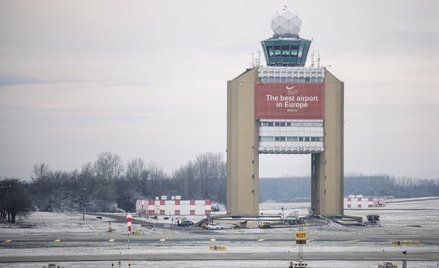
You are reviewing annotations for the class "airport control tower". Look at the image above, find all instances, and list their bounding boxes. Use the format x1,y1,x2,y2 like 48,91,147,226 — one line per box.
227,7,344,217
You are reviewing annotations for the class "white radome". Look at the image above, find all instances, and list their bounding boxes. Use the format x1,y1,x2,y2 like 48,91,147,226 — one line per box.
271,7,302,36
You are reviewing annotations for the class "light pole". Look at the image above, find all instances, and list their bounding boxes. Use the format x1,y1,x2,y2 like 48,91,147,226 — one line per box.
281,206,284,223
82,187,86,221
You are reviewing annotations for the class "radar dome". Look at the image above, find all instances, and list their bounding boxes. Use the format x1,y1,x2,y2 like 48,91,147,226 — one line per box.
271,6,302,36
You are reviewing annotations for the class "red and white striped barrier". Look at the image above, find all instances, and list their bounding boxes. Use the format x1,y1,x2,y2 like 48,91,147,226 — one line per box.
126,213,132,232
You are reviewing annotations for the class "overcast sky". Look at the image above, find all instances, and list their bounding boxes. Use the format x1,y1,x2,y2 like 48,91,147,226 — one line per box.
1,0,438,179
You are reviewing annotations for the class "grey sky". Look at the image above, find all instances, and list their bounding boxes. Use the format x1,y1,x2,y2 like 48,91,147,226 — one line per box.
0,0,438,179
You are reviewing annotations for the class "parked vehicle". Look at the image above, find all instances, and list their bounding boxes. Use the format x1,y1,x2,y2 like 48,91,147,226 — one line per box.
258,221,273,228
205,223,222,230
197,218,208,228
177,217,194,227
211,204,220,212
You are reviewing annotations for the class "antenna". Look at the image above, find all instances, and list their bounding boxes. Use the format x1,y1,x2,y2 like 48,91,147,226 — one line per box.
250,50,261,68
256,50,261,67
317,50,321,68
310,51,315,67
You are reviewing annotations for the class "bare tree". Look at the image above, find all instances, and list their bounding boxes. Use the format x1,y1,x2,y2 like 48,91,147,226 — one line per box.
94,152,124,180
32,163,50,180
126,158,146,180
0,178,32,223
80,162,95,178
172,152,226,203
173,161,196,199
148,162,168,197
78,161,115,212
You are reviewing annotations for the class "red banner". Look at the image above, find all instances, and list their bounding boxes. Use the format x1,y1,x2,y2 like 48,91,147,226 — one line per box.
255,82,325,119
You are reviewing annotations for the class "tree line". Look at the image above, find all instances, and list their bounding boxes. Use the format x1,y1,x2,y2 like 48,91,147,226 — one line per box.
0,152,226,222
260,174,439,202
1,152,438,223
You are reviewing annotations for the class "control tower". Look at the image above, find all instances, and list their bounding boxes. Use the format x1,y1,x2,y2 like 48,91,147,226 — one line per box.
227,7,344,217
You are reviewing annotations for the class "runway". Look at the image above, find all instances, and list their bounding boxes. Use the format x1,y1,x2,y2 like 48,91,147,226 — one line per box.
1,251,438,263
1,230,438,264
1,199,438,267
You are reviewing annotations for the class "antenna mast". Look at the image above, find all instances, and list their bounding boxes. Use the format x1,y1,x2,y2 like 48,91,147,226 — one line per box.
256,50,260,67
317,50,321,67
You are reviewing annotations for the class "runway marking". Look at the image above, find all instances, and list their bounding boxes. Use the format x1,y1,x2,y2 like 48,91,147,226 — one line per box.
4,240,12,243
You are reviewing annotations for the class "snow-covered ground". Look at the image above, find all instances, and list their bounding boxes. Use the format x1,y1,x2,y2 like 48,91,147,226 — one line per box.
0,212,119,234
1,198,439,267
3,260,439,268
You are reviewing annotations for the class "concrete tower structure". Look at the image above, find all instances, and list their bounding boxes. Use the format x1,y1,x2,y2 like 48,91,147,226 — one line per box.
227,7,344,217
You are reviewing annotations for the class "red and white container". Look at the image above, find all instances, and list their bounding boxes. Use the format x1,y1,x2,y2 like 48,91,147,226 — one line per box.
344,195,385,209
136,199,212,216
